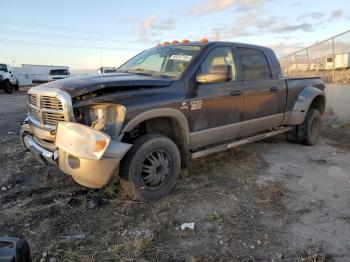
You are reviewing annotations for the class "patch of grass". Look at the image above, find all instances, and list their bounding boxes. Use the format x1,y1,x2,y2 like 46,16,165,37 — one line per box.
297,245,328,262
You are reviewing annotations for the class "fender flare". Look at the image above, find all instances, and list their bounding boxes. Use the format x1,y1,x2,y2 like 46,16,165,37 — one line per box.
285,86,325,125
121,108,190,146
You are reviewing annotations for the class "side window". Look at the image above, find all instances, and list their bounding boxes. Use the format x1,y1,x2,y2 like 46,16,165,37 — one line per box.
237,48,272,81
0,64,8,72
200,47,237,81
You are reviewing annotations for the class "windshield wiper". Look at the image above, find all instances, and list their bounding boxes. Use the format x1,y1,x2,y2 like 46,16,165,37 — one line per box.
118,68,173,79
126,68,157,74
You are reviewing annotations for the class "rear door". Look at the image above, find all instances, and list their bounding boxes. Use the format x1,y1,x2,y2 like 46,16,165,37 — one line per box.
189,46,243,148
237,47,287,135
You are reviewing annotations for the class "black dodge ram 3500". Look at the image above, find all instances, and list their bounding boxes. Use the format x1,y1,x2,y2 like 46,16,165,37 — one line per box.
21,41,326,201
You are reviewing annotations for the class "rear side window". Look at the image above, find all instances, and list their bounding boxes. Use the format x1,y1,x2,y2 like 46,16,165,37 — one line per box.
237,48,272,81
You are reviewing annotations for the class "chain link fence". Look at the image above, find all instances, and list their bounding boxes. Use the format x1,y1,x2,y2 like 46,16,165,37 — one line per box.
279,29,350,83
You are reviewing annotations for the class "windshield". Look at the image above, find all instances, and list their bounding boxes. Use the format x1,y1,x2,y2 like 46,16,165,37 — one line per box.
50,69,69,75
0,64,7,72
118,45,201,79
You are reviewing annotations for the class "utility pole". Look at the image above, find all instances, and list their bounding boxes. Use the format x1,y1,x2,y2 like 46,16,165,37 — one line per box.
215,29,220,41
332,37,335,82
100,40,103,68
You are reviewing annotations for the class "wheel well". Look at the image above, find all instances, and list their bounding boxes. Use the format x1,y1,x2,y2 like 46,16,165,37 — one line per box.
309,95,325,115
122,117,189,167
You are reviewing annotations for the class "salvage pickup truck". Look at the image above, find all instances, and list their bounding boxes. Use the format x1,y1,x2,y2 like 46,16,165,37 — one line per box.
21,40,326,201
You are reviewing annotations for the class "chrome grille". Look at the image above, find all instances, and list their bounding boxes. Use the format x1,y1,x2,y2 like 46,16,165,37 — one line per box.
41,96,63,110
28,105,41,122
43,112,65,125
27,94,66,126
28,94,38,107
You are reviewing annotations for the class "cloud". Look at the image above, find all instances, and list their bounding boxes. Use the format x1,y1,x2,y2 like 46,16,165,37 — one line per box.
329,9,345,21
273,23,313,33
141,15,158,30
268,42,305,57
209,11,315,40
188,0,264,16
297,12,324,21
139,16,175,42
289,1,300,7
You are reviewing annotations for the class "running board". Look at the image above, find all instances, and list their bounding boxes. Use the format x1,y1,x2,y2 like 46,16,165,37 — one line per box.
191,126,293,159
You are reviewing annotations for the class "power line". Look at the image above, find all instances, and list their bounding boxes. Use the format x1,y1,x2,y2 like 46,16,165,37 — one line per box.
0,18,206,42
0,18,130,36
0,38,142,51
0,29,143,44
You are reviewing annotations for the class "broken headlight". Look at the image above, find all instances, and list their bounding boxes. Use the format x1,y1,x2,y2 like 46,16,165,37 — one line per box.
78,104,126,139
55,122,111,160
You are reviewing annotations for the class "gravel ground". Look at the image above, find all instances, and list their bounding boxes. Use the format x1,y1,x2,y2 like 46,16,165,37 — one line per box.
0,88,349,262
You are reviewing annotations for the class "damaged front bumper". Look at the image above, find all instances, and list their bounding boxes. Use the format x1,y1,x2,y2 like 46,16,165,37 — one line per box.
20,118,132,188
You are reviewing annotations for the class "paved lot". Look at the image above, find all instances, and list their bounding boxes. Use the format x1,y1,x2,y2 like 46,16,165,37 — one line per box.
0,88,349,261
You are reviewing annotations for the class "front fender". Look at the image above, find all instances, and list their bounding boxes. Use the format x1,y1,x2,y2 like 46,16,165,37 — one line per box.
121,108,190,146
285,86,325,125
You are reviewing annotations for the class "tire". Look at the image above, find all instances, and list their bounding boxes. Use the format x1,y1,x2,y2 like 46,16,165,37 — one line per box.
14,81,19,91
4,81,14,94
119,134,181,201
285,126,299,143
298,109,321,146
285,109,321,146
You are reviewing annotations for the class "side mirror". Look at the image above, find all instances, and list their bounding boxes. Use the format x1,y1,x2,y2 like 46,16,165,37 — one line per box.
196,64,232,84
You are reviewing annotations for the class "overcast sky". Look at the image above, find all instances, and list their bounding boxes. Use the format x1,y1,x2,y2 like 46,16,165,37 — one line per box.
0,0,349,70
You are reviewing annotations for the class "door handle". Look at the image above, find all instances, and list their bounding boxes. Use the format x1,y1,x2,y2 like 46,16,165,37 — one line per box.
270,87,278,92
230,90,242,96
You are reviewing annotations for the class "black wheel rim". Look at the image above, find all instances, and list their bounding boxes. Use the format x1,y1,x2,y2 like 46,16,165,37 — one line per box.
140,150,171,189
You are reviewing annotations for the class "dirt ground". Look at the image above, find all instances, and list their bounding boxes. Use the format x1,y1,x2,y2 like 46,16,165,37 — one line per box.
0,89,349,262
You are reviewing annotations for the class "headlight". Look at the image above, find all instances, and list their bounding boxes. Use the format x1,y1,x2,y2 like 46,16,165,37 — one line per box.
55,122,111,160
78,104,126,139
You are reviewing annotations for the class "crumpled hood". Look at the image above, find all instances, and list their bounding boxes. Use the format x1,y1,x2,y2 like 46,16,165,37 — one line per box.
35,73,173,98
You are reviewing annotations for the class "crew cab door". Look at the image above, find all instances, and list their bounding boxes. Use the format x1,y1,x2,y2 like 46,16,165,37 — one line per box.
189,46,243,148
237,47,287,135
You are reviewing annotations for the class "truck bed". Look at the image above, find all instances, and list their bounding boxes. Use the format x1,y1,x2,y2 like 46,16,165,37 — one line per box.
285,77,325,112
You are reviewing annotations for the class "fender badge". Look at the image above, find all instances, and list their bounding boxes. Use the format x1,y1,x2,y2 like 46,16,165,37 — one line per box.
181,101,189,109
190,100,202,110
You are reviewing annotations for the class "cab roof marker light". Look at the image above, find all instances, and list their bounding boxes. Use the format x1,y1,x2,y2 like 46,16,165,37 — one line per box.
162,41,170,46
172,40,179,44
181,39,190,44
200,38,209,43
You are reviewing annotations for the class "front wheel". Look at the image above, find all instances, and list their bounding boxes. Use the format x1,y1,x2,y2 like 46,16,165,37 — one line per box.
14,81,20,91
119,134,181,201
4,81,14,94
